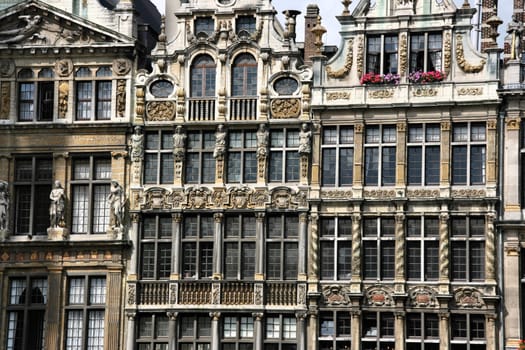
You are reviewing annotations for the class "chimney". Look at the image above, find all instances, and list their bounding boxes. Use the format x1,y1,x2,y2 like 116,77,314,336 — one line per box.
480,0,497,52
304,4,320,66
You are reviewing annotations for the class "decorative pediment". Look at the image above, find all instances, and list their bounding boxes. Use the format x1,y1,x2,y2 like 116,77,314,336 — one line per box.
322,285,351,306
0,2,133,47
454,287,485,309
407,286,438,308
364,285,394,307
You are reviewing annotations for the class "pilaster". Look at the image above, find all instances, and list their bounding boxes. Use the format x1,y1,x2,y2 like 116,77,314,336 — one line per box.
255,212,265,280
106,267,123,350
353,123,364,187
440,121,451,187
171,212,183,279
351,213,362,292
213,212,224,279
396,122,407,186
45,267,63,350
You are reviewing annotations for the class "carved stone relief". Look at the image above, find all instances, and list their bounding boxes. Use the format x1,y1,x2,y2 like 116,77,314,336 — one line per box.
58,81,68,118
113,59,131,76
456,34,486,73
322,285,350,306
117,80,126,118
326,91,351,101
146,101,176,121
0,59,15,77
399,34,407,74
408,286,438,307
140,188,171,210
270,98,301,118
454,287,485,308
326,38,354,79
368,89,394,99
0,82,10,119
365,285,394,307
56,59,73,77
457,87,483,96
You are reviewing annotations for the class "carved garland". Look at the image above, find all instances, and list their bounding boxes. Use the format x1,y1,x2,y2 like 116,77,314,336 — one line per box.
399,34,407,75
357,36,364,77
326,38,354,79
456,34,486,73
444,32,452,74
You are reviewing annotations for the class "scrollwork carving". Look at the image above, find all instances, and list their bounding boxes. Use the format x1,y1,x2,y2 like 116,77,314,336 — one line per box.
457,87,483,96
146,101,176,121
270,98,301,118
368,89,394,99
454,287,485,308
408,286,438,307
365,285,394,306
326,38,354,79
322,285,351,306
456,34,486,73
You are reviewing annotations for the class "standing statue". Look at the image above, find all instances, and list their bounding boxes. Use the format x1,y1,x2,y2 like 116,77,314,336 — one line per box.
213,124,227,159
130,126,144,162
257,124,269,158
108,181,125,229
173,125,187,161
298,123,312,154
508,14,524,60
0,180,8,233
49,180,65,228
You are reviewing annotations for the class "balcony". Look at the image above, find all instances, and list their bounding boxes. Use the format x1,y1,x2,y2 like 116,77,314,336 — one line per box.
188,97,216,121
229,97,257,120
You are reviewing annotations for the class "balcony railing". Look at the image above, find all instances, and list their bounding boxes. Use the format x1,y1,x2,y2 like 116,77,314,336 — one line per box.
137,281,170,305
229,97,257,120
188,97,215,121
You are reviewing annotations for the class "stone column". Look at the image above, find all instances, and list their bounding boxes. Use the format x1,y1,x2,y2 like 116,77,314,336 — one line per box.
351,311,361,350
309,213,319,279
253,312,264,350
351,213,361,293
106,268,123,350
353,123,364,187
396,122,407,186
210,312,221,350
486,119,497,188
308,308,319,350
167,311,178,350
485,211,496,284
440,121,451,187
438,312,449,350
298,213,308,279
394,213,405,293
394,312,405,350
296,311,307,350
438,212,450,294
213,213,223,279
45,267,63,350
486,314,496,350
125,312,136,350
255,212,265,280
171,212,182,279
128,213,140,278
504,242,521,348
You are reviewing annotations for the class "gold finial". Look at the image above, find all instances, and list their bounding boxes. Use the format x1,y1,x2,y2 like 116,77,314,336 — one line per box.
311,15,327,55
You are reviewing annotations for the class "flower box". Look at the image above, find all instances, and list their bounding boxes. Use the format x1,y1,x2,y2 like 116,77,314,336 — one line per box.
360,72,400,85
408,70,446,84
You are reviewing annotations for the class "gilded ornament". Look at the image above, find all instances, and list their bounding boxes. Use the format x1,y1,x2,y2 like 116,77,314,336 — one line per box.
368,89,394,99
412,87,438,97
270,98,301,118
444,32,452,74
356,36,364,77
399,34,407,75
457,87,483,95
58,81,68,118
326,38,354,79
326,91,351,101
456,34,486,73
506,118,520,130
146,101,176,121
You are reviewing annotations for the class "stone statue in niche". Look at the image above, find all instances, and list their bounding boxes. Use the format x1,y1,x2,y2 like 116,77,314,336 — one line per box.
298,123,312,154
214,124,227,159
0,180,8,235
256,124,269,158
130,126,144,162
108,180,125,230
49,180,66,228
173,125,187,161
507,14,524,60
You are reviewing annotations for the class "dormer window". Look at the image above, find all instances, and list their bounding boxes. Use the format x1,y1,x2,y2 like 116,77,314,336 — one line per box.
236,16,256,35
410,33,442,73
366,35,398,74
195,17,215,37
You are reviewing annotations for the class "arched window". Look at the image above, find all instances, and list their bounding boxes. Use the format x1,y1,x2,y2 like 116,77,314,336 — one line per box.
231,54,257,96
191,55,216,97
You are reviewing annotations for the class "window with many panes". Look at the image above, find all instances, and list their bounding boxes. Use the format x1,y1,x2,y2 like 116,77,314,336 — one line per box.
75,67,112,120
144,130,174,184
407,124,440,185
14,156,52,235
136,314,169,350
452,122,486,185
321,126,354,186
65,276,106,350
319,217,352,280
451,216,485,281
224,215,256,279
191,55,216,97
71,156,111,234
182,214,214,279
364,125,396,186
406,217,439,281
521,122,525,207
450,314,486,350
361,312,395,350
406,313,439,350
266,215,299,280
6,277,47,350
232,54,257,96
194,17,215,36
410,33,442,73
265,315,297,350
227,130,257,183
236,16,256,35
269,128,300,182
362,217,395,280
141,215,172,279
17,68,54,122
185,131,216,184
222,315,254,350
366,35,398,74
319,311,351,350
178,314,212,350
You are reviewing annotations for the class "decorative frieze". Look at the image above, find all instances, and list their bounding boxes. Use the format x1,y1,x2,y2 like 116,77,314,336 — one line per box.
406,189,439,198
146,101,176,121
270,98,301,118
326,91,351,101
368,89,394,99
457,87,483,96
412,87,438,97
450,189,486,198
363,189,396,199
320,190,353,199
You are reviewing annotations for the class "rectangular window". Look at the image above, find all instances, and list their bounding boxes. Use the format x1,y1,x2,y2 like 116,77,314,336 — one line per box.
451,314,486,350
452,123,486,185
319,311,351,350
182,215,214,279
366,35,398,74
224,215,256,279
266,215,299,280
221,315,254,350
362,217,395,280
362,312,395,350
186,131,215,184
406,217,439,280
71,156,111,234
65,276,106,350
140,215,172,279
14,156,52,235
406,313,439,350
322,126,354,186
364,125,396,186
410,32,443,73
136,314,169,350
407,124,440,185
75,67,112,121
144,130,174,184
319,217,352,280
194,17,215,36
451,216,486,281
269,129,300,182
178,314,211,350
6,277,47,350
227,130,257,183
265,315,296,349
18,77,55,122
236,16,256,34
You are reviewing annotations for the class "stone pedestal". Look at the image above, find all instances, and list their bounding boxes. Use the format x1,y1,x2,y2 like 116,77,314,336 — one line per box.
47,227,69,240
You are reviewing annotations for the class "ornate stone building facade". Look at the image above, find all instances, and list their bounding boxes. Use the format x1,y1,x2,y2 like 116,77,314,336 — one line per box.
0,0,159,349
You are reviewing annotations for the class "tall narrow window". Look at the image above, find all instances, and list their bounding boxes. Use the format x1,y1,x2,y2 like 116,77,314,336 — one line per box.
144,130,174,184
361,312,395,350
17,68,55,122
319,217,352,280
178,314,212,350
14,156,52,235
269,128,300,182
140,215,172,279
222,315,254,350
65,276,106,350
185,130,215,184
224,215,256,279
232,54,257,96
191,55,216,97
406,313,439,350
182,215,214,279
364,125,396,186
410,33,443,72
451,216,485,281
407,124,440,185
136,314,169,350
266,215,299,280
450,314,486,350
406,217,439,281
366,35,398,74
194,17,215,37
227,130,257,183
264,315,297,350
362,217,395,280
319,311,351,350
75,67,112,121
322,126,354,186
71,156,111,234
452,122,486,185
6,277,47,350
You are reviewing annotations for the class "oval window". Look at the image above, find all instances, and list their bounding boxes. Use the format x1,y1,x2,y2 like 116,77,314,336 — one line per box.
150,80,174,98
274,77,299,95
